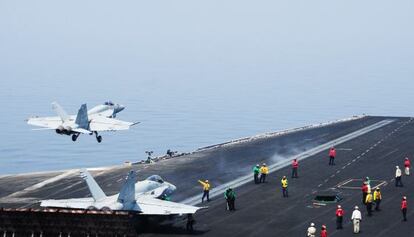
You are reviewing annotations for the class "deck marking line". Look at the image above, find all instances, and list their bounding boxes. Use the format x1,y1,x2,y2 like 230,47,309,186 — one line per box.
1,169,79,200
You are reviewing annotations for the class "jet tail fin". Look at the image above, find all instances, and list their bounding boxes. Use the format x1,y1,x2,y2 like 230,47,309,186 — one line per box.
117,170,137,205
52,102,69,122
80,169,107,201
75,104,89,129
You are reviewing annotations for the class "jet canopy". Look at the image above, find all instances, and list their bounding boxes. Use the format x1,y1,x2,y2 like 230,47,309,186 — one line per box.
146,175,164,184
104,101,114,106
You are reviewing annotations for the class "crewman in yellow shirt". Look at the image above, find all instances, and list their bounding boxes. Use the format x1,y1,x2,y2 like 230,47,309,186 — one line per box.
365,191,373,216
260,163,269,183
373,187,382,211
281,176,288,197
198,179,211,202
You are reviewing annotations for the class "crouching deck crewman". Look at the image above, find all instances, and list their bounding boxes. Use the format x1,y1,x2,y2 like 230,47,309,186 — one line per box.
253,164,260,184
224,188,236,211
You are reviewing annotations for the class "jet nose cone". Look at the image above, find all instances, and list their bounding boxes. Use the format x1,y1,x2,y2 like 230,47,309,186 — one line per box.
114,104,125,113
166,183,177,195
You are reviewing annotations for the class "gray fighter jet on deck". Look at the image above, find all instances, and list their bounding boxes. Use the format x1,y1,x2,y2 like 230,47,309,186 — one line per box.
40,170,202,215
27,102,138,143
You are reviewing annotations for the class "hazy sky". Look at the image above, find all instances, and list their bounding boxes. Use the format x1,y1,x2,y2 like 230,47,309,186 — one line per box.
1,0,413,84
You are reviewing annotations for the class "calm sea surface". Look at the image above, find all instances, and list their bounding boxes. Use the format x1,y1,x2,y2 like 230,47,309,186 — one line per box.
1,77,413,174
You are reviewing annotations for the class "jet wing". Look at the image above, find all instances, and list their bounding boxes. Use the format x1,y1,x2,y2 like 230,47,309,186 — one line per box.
72,128,93,134
89,116,137,132
89,109,114,118
28,116,90,134
40,197,94,209
27,116,64,129
136,196,203,215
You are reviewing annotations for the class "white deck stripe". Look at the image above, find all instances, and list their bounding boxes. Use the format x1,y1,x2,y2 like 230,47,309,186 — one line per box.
182,119,395,205
1,170,79,200
0,167,112,201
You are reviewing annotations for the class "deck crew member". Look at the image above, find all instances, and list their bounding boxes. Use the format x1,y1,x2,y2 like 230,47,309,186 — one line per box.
401,196,408,221
307,223,316,237
395,166,403,187
224,188,236,211
253,164,260,184
281,176,288,197
320,225,327,237
335,205,344,229
291,158,299,178
365,191,373,216
365,177,371,193
361,182,368,204
328,147,336,165
404,157,411,176
259,163,269,183
198,179,211,202
373,187,382,211
186,214,195,232
351,206,362,234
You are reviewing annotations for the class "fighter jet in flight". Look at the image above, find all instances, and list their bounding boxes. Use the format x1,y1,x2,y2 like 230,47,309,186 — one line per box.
40,170,202,215
27,102,138,143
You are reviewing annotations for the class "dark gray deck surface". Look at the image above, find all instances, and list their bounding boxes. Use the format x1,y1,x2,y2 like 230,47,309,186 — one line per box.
1,116,413,236
143,116,414,237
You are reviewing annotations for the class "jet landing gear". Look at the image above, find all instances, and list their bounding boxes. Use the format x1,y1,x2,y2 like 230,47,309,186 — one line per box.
72,134,80,142
94,131,102,143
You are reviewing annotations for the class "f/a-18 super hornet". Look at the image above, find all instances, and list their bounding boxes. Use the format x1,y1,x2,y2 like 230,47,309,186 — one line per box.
40,170,202,215
27,102,138,143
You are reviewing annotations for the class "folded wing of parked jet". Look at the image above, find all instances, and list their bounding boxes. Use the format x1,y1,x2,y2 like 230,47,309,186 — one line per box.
135,196,201,215
80,169,107,201
40,197,95,210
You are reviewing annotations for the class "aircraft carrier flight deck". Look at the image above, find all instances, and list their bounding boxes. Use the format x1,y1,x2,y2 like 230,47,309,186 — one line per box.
1,116,413,236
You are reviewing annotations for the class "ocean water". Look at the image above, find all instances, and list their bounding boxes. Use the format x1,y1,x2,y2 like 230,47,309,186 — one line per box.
1,77,413,174
1,1,413,174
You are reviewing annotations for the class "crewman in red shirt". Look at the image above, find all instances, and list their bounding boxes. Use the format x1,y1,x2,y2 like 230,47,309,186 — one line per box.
361,182,368,204
404,157,411,176
291,158,299,178
335,205,344,229
401,196,408,221
320,225,328,237
328,147,336,165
